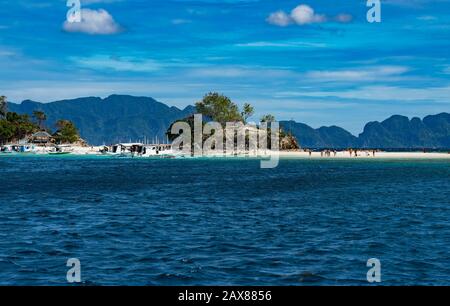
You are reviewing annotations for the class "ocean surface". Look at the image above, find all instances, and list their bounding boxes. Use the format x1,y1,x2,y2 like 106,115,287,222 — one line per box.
0,155,449,285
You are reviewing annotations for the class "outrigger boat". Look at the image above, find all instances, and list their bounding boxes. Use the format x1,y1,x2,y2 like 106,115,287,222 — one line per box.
18,144,37,154
48,145,73,155
101,143,174,158
0,144,37,154
101,143,138,157
0,145,16,154
133,144,173,157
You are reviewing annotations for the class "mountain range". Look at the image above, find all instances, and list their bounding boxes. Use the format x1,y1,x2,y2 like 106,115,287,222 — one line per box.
280,113,450,149
8,95,195,145
7,95,449,148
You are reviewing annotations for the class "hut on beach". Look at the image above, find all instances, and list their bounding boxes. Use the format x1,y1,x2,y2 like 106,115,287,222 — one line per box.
29,131,54,145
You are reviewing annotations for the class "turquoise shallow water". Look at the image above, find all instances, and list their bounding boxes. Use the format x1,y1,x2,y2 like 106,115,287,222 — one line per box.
0,156,449,285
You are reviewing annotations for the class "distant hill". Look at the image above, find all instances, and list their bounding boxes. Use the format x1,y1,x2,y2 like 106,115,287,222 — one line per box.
281,113,450,149
358,113,450,148
280,121,359,148
7,95,449,148
8,95,195,145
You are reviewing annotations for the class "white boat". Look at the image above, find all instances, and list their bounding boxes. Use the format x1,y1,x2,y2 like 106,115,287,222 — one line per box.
0,144,37,154
102,143,174,158
137,144,174,157
18,144,37,154
0,145,16,154
102,143,139,157
48,145,73,155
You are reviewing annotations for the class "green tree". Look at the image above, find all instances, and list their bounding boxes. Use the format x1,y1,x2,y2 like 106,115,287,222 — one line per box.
0,96,7,119
5,112,37,141
54,120,80,144
241,103,254,123
0,120,15,145
32,110,47,130
260,114,276,123
195,92,243,124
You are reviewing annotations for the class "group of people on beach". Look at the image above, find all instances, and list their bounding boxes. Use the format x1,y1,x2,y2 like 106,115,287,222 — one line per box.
303,148,379,157
320,150,337,157
348,149,377,157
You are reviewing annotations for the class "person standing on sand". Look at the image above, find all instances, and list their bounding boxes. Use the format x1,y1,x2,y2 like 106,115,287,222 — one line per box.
309,150,312,157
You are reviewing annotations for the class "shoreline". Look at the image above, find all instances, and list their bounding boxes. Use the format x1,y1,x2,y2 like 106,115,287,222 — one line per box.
1,150,449,160
276,151,450,159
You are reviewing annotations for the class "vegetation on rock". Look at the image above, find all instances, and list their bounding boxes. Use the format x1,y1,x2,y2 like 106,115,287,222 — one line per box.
168,92,300,151
0,95,81,145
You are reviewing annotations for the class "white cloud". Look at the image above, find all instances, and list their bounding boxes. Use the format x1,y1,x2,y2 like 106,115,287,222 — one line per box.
71,55,161,72
306,66,410,82
82,0,124,4
0,80,190,104
0,49,16,57
266,11,291,27
63,9,122,35
188,66,294,78
417,15,437,21
235,41,327,48
267,4,352,27
285,85,450,103
291,5,326,25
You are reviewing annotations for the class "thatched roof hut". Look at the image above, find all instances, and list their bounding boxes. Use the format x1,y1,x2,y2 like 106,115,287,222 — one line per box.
30,131,53,144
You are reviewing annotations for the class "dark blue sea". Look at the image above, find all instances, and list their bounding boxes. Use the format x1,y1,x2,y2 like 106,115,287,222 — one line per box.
0,156,449,285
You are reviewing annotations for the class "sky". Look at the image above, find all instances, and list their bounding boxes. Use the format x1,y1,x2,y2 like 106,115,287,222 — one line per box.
0,0,449,134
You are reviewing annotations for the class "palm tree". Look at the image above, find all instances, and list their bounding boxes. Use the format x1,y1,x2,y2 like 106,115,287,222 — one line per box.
241,103,255,123
0,96,7,119
260,114,276,123
32,110,47,130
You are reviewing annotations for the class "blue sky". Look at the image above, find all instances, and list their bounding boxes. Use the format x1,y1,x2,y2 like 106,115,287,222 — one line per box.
0,0,449,133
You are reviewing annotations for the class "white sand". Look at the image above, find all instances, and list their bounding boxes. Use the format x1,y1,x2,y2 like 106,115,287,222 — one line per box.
19,146,450,159
198,150,450,160
276,150,450,159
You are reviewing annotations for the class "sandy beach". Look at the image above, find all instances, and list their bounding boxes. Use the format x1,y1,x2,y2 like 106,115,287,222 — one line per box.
276,150,450,159
3,145,450,160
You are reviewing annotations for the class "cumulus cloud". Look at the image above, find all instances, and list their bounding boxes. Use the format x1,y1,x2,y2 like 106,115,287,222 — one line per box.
63,9,122,35
267,4,351,27
291,5,326,25
266,11,291,27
